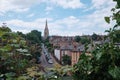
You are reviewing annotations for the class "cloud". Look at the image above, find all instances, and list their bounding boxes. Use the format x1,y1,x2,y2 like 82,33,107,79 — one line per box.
86,0,115,28
1,13,111,36
91,0,108,9
45,6,53,15
91,0,116,9
0,0,84,15
0,0,44,14
0,17,82,36
0,0,116,36
45,6,53,11
0,0,28,13
1,18,52,34
27,13,35,18
84,0,116,12
50,0,84,9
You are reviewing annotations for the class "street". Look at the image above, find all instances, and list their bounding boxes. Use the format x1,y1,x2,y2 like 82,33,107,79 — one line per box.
40,50,54,68
40,43,55,68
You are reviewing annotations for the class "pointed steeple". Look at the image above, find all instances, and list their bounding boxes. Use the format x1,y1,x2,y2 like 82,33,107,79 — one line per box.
44,19,49,39
45,20,48,29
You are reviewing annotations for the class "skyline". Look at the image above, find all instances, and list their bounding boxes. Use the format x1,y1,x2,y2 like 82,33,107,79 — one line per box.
0,0,116,36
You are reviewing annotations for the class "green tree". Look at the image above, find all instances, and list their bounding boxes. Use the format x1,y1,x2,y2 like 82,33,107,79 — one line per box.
0,26,32,78
17,31,26,38
75,36,81,42
91,33,102,41
31,30,42,41
80,37,90,44
62,54,71,65
92,33,98,41
26,30,42,44
73,0,120,80
0,26,11,32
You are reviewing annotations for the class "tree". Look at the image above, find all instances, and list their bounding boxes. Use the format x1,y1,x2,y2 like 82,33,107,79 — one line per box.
62,54,71,65
92,33,98,41
26,30,42,44
75,36,90,44
0,28,31,76
75,36,81,42
17,31,26,38
73,0,120,80
80,37,90,44
0,26,11,32
91,33,102,41
31,30,42,41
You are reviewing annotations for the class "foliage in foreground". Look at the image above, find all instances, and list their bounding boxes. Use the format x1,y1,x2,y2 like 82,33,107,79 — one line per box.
73,0,120,80
0,27,43,79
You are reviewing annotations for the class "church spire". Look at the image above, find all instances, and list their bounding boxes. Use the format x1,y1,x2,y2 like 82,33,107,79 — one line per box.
44,19,49,39
45,19,48,29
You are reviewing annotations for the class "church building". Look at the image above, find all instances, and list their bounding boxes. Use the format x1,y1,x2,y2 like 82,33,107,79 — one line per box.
44,20,49,40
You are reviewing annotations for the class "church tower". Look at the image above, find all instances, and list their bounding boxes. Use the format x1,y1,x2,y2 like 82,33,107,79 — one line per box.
44,20,49,40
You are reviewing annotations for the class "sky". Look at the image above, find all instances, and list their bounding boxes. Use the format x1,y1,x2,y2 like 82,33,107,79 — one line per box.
0,0,116,36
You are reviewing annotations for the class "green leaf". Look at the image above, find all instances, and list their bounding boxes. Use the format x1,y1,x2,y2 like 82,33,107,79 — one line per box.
105,17,110,24
109,67,120,79
96,52,102,60
105,30,110,33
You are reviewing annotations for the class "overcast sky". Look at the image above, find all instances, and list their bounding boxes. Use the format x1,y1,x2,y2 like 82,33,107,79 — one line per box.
0,0,116,36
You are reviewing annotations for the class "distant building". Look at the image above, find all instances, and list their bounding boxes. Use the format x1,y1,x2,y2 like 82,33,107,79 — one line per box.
44,20,49,40
50,35,105,66
52,36,94,66
54,45,81,66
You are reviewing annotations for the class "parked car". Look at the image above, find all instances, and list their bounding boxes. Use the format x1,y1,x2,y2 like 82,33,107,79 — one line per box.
45,54,51,61
48,59,53,64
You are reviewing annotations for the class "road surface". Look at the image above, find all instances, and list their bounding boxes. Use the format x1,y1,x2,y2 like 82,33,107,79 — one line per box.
40,50,54,68
40,43,55,68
